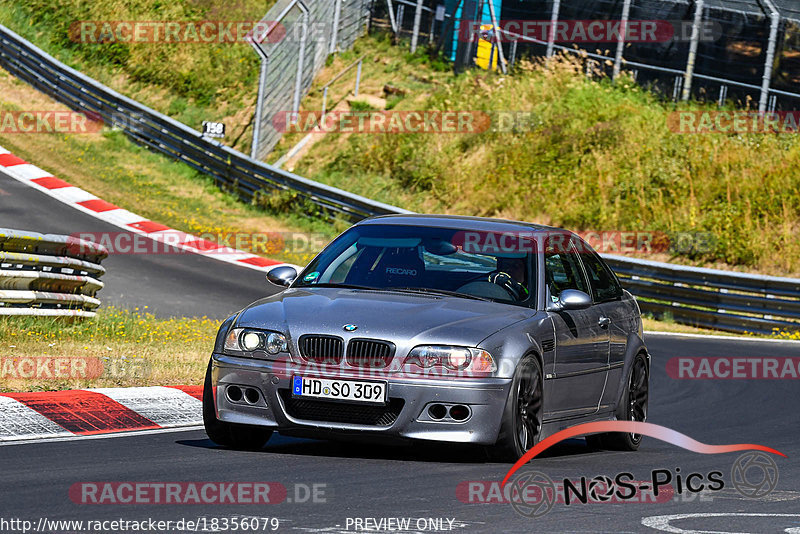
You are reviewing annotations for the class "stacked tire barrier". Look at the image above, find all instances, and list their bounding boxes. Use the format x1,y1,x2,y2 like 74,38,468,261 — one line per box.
605,255,800,335
0,229,106,317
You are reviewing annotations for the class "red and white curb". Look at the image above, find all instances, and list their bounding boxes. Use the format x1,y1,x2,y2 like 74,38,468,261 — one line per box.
0,385,202,442
0,144,299,273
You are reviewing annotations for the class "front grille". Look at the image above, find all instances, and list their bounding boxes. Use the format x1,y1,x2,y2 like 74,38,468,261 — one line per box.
346,339,395,368
279,390,404,426
298,335,343,364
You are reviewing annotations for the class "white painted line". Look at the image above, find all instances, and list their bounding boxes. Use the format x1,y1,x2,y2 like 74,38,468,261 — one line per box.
0,396,72,442
87,386,201,428
0,425,205,447
644,330,800,345
642,513,800,533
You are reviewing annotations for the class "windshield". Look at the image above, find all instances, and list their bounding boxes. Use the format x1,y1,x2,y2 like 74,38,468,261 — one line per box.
294,224,535,305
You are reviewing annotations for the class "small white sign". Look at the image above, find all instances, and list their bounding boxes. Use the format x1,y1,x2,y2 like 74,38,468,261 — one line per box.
435,5,446,21
202,121,225,138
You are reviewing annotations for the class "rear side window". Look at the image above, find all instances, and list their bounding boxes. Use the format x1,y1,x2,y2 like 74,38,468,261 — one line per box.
544,238,589,299
580,252,623,302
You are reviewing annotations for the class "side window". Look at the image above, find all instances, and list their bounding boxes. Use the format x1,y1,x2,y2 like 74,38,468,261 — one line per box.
544,237,589,300
580,252,623,302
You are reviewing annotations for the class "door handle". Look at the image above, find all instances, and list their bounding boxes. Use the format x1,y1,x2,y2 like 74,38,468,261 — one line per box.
598,316,611,328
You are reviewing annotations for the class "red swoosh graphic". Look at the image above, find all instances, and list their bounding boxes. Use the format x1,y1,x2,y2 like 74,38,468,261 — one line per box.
501,421,785,487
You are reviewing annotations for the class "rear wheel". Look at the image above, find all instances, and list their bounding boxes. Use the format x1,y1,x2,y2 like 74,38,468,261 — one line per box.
587,353,648,451
203,360,273,450
493,356,544,462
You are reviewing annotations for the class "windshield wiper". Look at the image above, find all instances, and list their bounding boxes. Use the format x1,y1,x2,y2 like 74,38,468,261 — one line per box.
385,286,491,302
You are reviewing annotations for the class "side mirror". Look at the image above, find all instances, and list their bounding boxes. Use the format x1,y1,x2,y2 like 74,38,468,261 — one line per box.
266,266,298,288
548,289,592,311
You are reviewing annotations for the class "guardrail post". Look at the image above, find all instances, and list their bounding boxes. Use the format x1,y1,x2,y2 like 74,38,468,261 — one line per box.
759,0,780,113
613,0,632,80
355,59,363,97
682,0,704,101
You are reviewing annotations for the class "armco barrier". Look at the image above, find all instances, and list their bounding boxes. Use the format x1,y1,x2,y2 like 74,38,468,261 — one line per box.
604,255,800,335
0,228,106,317
0,24,410,223
1,24,798,335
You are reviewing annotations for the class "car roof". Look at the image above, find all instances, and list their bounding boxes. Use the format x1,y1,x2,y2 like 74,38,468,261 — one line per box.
357,214,564,235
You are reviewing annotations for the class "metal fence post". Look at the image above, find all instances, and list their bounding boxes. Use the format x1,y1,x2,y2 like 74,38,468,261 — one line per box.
330,0,343,53
613,0,632,80
682,0,704,101
759,0,780,113
486,0,507,73
249,41,269,160
293,5,310,114
386,0,399,34
547,0,561,58
411,0,425,52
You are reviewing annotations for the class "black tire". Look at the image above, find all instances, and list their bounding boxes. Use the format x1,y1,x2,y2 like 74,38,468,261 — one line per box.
203,360,273,450
588,353,649,451
492,356,544,462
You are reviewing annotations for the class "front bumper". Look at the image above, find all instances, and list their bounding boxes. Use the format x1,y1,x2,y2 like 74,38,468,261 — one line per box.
210,354,511,446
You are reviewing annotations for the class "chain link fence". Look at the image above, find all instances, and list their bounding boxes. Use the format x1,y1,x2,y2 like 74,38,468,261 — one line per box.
371,0,800,111
249,0,372,161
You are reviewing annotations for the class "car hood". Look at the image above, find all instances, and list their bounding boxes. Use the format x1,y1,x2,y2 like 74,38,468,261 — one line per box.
235,287,536,347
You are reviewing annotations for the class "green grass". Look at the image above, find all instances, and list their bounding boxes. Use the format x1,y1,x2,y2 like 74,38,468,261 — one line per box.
0,68,339,267
0,0,276,154
0,307,218,391
285,44,800,276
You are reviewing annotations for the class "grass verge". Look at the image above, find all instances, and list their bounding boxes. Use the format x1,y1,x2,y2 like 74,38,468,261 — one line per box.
0,307,216,392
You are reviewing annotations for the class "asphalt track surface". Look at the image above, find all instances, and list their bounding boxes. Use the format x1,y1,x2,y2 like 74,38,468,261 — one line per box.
2,169,800,533
0,169,281,319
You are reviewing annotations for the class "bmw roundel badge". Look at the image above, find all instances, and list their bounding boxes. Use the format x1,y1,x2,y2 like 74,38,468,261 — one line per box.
343,324,358,332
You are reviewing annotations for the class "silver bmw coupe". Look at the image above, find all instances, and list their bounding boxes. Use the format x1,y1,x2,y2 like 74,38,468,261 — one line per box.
204,215,649,460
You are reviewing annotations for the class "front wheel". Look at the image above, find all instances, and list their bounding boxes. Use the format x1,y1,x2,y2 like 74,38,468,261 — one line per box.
492,356,544,462
587,353,649,451
203,360,273,450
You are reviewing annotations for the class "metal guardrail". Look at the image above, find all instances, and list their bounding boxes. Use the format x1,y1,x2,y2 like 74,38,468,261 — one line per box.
1,24,798,335
603,255,800,335
0,229,107,317
0,24,410,224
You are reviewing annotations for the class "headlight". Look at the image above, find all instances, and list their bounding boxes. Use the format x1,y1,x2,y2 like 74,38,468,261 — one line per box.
223,328,288,356
404,346,497,373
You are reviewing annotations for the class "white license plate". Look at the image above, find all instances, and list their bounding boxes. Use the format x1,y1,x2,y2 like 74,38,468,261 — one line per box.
292,376,387,405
